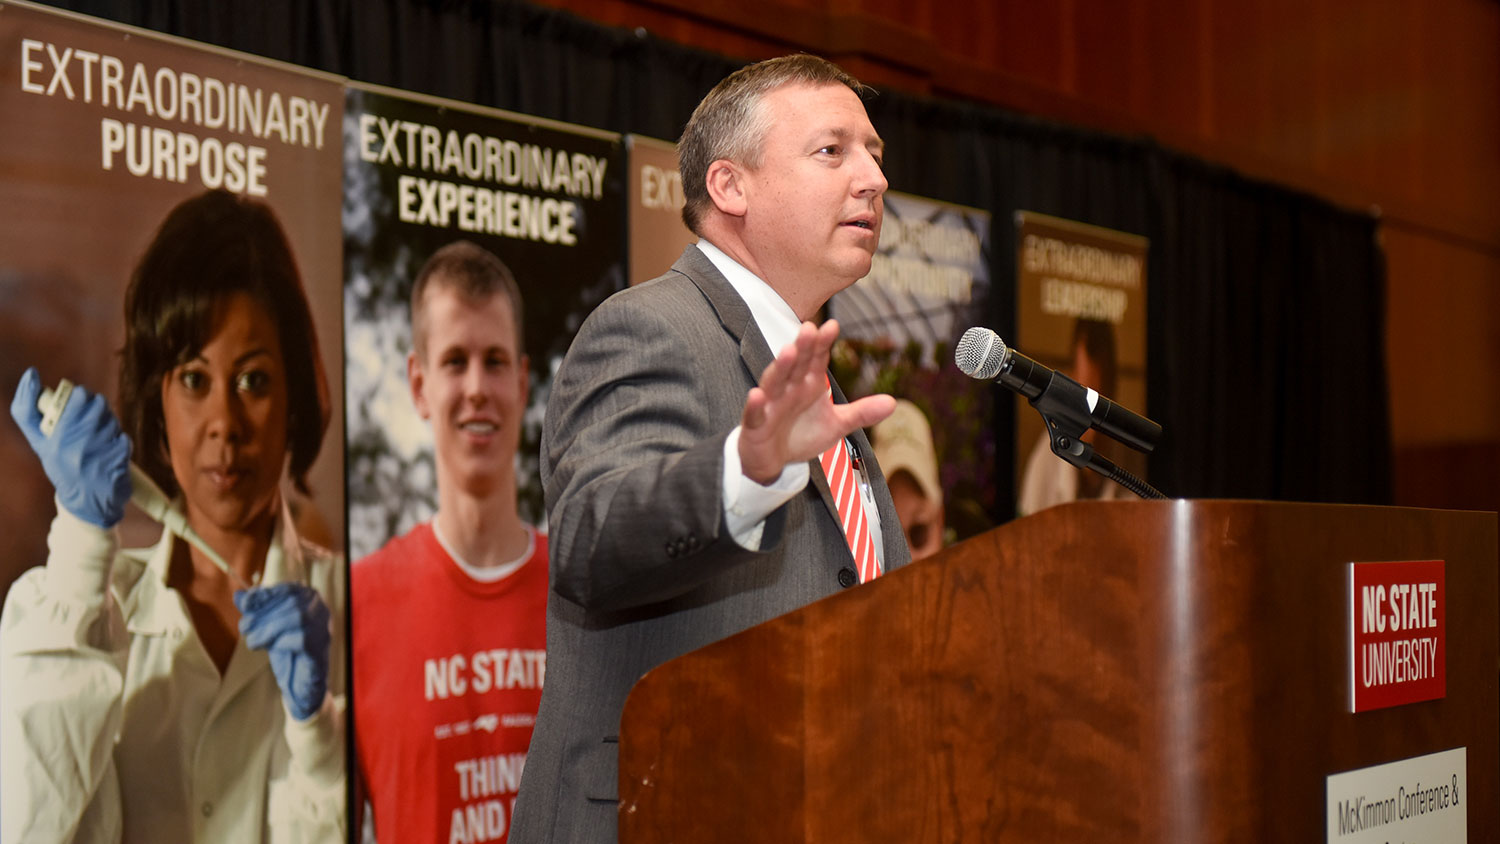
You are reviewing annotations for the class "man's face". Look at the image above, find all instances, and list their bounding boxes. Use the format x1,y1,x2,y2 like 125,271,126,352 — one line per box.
409,282,529,499
740,82,888,304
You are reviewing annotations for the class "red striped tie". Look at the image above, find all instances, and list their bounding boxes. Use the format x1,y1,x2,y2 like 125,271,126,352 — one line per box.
820,438,882,583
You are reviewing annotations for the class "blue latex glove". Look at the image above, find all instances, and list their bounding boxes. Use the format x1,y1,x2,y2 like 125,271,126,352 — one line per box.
235,582,332,722
10,368,133,528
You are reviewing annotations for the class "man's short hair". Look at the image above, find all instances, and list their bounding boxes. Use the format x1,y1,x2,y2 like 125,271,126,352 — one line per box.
677,54,870,234
410,240,525,358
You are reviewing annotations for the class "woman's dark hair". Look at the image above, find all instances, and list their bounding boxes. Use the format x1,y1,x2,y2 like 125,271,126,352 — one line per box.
118,189,329,497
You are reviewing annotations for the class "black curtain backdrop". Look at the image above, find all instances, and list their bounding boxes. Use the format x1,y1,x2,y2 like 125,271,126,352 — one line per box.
42,0,1393,514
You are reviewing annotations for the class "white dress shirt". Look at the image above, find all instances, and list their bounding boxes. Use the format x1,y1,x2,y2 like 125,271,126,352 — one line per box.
697,240,885,566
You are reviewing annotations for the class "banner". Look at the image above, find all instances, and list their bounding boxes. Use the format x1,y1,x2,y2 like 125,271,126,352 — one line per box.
342,79,624,844
1014,211,1148,516
625,133,694,285
343,82,624,557
829,190,994,556
0,1,346,591
0,3,347,839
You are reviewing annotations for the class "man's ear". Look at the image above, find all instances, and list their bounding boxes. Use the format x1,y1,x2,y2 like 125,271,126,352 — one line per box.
705,158,748,218
408,352,431,420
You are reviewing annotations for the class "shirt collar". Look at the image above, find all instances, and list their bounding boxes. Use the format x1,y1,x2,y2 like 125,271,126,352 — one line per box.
696,240,803,353
433,520,536,583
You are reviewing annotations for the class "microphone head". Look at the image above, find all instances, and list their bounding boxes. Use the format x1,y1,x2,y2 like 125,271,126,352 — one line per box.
955,327,1008,380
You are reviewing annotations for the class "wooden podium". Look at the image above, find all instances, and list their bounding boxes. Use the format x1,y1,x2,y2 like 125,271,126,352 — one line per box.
617,500,1497,842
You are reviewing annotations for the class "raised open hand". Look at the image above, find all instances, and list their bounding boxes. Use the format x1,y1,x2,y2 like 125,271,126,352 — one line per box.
738,320,895,484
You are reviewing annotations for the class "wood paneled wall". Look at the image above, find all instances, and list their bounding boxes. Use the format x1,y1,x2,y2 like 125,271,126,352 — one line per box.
538,0,1500,510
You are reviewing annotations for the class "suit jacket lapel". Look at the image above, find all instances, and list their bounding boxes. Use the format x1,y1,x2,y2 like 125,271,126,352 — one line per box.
671,246,776,382
674,247,842,532
672,245,909,570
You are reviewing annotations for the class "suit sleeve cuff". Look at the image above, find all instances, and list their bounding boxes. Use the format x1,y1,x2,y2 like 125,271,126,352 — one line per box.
722,426,808,550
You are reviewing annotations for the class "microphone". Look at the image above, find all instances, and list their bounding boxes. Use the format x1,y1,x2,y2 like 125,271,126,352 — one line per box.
955,326,1161,453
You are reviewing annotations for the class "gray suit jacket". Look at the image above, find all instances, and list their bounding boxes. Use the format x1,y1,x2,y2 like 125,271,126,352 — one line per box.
509,246,911,843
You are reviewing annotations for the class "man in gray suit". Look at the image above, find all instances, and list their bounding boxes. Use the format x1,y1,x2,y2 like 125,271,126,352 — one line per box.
510,54,912,842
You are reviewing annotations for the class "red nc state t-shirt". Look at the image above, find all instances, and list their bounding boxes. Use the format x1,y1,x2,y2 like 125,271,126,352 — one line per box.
353,522,549,844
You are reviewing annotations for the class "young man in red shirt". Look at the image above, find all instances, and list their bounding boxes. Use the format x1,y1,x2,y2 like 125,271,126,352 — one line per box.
353,241,547,844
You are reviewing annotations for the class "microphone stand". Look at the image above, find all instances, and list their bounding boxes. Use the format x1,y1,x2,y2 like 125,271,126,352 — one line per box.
1026,371,1167,501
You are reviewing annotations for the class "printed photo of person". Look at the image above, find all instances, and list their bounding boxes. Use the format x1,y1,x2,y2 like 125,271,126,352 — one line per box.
1017,317,1125,515
352,241,547,844
2,190,346,843
872,398,947,560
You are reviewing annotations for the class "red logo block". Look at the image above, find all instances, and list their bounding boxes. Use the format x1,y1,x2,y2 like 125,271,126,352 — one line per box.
1348,560,1446,713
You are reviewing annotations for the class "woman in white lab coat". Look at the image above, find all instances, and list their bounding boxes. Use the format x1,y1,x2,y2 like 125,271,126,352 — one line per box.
1,189,346,843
